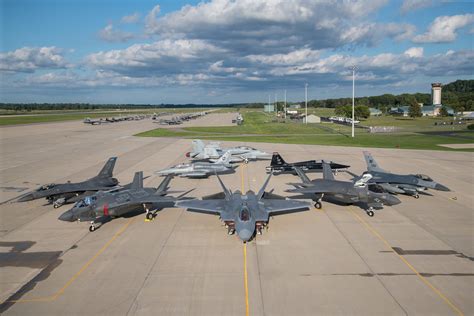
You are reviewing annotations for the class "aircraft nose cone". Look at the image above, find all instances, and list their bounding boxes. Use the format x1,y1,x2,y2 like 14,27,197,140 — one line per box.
17,193,34,202
58,210,75,222
386,194,401,206
237,228,253,242
434,183,450,191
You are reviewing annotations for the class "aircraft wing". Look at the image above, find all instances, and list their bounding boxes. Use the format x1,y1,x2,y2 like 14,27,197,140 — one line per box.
285,186,333,194
259,199,310,218
176,199,226,216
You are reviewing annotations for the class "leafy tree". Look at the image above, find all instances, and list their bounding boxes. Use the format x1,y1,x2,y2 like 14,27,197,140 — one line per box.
354,105,370,119
408,101,422,118
335,105,351,117
439,106,449,117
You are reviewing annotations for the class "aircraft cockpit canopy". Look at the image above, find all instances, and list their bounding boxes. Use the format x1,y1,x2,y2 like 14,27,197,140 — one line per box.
75,196,97,208
38,183,55,191
415,174,433,181
239,207,250,222
368,183,386,193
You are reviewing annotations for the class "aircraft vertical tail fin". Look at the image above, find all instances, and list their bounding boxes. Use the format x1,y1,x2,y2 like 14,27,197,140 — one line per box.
271,152,286,166
257,173,272,200
322,161,335,180
192,139,205,154
156,174,173,193
130,171,144,190
215,151,231,165
363,151,385,172
98,157,117,178
215,173,232,198
293,167,311,184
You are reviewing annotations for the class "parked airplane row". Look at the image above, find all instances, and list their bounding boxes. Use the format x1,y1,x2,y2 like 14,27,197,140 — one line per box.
16,145,450,242
154,111,209,125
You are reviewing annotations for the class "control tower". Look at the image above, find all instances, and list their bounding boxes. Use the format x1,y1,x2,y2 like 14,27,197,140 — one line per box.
431,83,442,105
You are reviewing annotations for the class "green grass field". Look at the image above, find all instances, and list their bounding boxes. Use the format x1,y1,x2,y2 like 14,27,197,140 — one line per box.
137,110,474,151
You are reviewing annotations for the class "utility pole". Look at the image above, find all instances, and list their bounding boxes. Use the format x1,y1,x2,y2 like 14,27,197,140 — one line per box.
305,83,308,124
284,89,287,119
274,92,277,112
350,65,357,138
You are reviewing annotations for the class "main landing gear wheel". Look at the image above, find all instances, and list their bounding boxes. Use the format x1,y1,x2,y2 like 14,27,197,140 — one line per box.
414,194,420,199
366,210,375,217
314,201,322,209
53,203,60,209
89,225,96,232
146,212,154,220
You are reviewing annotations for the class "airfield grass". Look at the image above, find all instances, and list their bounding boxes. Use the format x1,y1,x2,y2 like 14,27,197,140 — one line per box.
137,110,474,151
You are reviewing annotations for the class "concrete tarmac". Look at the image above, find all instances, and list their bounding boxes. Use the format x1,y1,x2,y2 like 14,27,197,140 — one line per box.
0,114,472,315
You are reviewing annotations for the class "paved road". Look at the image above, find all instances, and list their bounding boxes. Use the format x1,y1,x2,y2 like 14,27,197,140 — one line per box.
0,115,472,315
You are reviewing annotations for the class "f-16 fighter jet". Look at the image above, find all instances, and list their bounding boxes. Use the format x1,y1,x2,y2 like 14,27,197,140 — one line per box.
286,163,401,217
58,172,185,232
157,151,237,178
266,152,350,175
363,151,450,198
186,139,271,163
177,173,310,242
17,157,119,208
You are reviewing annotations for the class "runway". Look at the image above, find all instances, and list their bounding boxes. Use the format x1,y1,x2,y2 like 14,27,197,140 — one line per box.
0,113,472,315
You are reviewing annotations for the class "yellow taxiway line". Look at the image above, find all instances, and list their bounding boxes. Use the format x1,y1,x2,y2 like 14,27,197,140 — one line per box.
8,218,135,303
348,208,464,316
240,162,250,316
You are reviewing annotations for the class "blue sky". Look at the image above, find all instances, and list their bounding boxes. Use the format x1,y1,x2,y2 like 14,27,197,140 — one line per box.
1,0,472,104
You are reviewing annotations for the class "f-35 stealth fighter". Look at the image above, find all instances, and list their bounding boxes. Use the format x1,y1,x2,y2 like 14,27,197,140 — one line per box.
157,151,237,178
59,172,184,232
286,163,401,216
362,151,450,198
17,157,119,208
177,173,310,242
266,152,350,175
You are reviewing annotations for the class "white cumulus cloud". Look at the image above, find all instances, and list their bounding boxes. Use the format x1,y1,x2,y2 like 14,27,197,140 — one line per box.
413,14,474,43
0,46,69,73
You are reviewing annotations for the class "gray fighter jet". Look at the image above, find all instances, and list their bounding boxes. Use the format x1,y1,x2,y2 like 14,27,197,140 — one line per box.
186,139,271,163
58,172,186,232
286,163,401,216
157,151,237,178
177,173,310,242
363,151,450,198
17,157,119,208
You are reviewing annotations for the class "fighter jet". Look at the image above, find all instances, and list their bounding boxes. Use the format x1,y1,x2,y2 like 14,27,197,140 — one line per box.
186,139,271,163
83,118,106,125
177,173,310,242
266,152,350,175
58,172,186,232
285,163,401,217
17,157,119,208
157,151,237,178
362,151,450,198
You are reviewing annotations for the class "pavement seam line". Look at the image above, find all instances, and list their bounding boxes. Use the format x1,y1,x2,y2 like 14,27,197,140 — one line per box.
323,208,408,315
7,218,135,303
348,208,464,316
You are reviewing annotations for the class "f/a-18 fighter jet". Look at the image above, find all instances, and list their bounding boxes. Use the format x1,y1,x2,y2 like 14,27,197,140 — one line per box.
266,152,350,175
285,163,401,217
59,172,187,232
177,173,310,242
157,151,237,178
362,151,450,198
186,139,271,163
17,157,119,208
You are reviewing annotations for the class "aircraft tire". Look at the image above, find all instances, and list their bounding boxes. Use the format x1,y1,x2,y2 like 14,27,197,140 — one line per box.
414,194,419,199
367,210,375,217
89,225,96,232
314,201,322,209
146,212,154,220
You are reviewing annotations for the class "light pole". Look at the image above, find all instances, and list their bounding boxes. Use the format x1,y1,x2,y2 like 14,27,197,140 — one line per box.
350,65,357,138
305,83,308,124
284,89,287,119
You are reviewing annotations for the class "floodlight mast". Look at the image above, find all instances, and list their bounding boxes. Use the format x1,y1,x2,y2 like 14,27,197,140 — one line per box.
305,83,308,124
350,65,357,138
